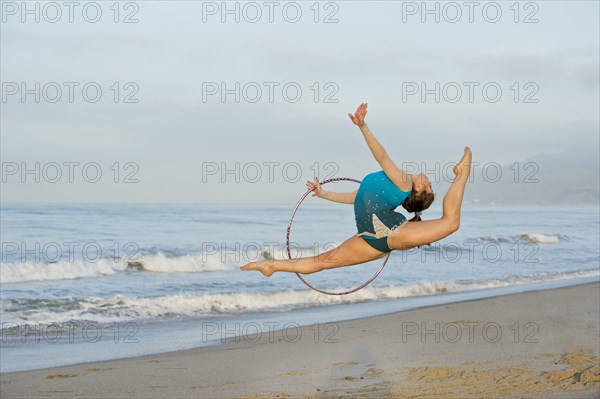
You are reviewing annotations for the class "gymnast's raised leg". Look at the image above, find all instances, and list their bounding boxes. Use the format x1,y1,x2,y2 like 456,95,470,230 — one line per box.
387,146,472,250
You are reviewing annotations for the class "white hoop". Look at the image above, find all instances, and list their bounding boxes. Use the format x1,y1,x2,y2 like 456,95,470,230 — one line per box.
285,177,391,295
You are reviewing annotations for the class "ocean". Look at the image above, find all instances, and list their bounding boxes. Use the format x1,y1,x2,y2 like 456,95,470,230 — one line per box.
1,202,599,372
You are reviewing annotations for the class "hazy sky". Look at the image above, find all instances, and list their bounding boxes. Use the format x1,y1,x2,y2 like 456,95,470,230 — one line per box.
1,0,598,203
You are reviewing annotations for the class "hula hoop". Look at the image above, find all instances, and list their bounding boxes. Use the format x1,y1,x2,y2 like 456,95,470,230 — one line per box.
285,177,391,296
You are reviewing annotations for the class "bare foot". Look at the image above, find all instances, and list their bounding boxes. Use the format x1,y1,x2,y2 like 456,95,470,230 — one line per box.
453,146,472,177
240,261,275,277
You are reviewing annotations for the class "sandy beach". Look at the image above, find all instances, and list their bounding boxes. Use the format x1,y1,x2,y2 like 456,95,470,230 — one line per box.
2,281,599,399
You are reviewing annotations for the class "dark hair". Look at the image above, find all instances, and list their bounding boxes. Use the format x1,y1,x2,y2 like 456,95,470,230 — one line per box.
402,190,435,222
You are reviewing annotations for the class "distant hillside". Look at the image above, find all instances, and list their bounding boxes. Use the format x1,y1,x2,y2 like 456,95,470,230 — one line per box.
464,148,599,204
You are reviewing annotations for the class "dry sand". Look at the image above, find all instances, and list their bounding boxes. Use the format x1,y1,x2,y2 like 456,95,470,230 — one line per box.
1,282,599,399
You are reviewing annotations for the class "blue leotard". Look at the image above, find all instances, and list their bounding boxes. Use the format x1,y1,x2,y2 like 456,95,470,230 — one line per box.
354,170,412,253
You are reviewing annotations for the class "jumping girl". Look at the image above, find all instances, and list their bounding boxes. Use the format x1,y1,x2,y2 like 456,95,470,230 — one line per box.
241,103,472,277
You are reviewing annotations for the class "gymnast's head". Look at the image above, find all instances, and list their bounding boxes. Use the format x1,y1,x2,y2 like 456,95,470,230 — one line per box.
402,173,434,221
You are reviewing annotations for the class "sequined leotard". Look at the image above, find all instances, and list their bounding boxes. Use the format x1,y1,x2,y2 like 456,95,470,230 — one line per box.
354,170,412,253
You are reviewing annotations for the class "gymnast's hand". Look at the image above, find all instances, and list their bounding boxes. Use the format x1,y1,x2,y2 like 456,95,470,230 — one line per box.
348,102,368,127
306,177,324,198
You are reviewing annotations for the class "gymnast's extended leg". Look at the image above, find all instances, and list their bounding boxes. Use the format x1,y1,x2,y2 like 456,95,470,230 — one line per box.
387,146,472,250
240,235,388,277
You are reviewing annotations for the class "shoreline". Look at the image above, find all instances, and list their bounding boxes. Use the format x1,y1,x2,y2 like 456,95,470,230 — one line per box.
1,275,597,374
2,280,599,398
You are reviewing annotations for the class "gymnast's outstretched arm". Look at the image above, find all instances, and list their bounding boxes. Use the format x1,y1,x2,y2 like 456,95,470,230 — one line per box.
348,103,412,192
305,177,357,204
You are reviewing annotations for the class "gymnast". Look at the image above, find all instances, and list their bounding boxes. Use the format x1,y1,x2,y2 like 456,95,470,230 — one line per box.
241,103,472,277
